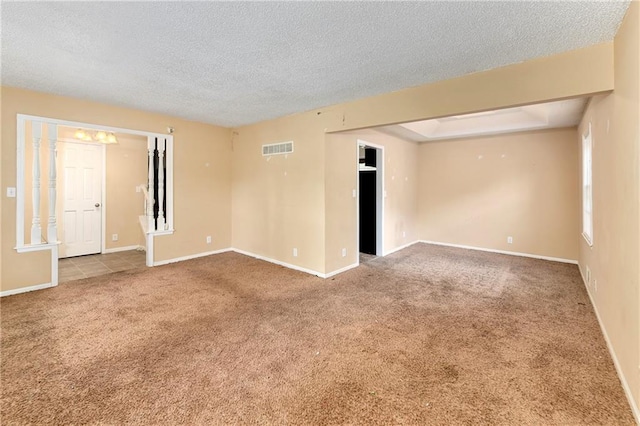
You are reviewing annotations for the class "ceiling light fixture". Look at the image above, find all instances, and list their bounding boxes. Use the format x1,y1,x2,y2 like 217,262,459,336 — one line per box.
74,128,118,144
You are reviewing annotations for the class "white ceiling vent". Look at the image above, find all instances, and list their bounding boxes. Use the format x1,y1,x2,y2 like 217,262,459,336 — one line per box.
262,141,294,156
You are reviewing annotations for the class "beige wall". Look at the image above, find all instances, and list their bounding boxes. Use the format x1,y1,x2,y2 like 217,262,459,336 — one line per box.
418,128,580,260
578,1,639,414
325,132,357,273
231,113,327,273
1,87,232,292
325,129,418,273
232,42,612,275
104,134,147,251
3,40,617,287
324,43,613,132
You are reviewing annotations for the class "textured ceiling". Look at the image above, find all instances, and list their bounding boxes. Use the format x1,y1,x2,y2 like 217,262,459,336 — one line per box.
1,1,630,127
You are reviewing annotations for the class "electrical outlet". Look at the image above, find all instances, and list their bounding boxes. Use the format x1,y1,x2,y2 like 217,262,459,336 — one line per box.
507,236,513,244
594,279,597,292
352,189,357,198
6,187,16,197
293,248,298,257
112,234,118,241
586,267,591,285
206,236,212,244
402,231,406,238
342,248,347,257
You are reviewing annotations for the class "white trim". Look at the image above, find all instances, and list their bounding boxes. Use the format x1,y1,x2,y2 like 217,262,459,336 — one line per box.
149,229,175,236
578,267,640,424
146,234,154,267
154,248,232,266
51,245,59,287
0,282,54,298
376,144,384,256
324,262,359,278
16,116,26,248
384,240,420,256
582,123,594,246
103,245,144,254
419,240,578,264
15,242,60,253
147,136,155,233
16,114,170,139
231,248,325,277
101,144,107,253
165,136,174,232
355,142,361,268
356,139,385,257
157,247,357,279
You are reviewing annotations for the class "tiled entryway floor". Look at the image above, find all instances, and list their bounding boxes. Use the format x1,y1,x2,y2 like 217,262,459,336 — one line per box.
59,250,146,283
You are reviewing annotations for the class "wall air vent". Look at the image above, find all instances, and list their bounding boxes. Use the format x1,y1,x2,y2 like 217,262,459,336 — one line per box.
262,141,294,156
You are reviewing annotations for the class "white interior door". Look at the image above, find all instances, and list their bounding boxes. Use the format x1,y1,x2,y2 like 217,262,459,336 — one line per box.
61,142,103,258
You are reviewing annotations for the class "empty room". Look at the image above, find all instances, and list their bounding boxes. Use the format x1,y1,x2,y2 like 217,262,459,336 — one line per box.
1,2,638,424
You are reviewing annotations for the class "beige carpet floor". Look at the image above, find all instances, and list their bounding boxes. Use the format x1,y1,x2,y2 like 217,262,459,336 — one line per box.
1,243,634,425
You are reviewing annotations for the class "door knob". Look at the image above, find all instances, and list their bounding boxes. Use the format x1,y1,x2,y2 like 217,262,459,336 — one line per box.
95,203,100,208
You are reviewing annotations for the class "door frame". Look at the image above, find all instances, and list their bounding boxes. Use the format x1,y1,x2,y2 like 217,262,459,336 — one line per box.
56,139,107,258
14,113,174,289
356,139,385,259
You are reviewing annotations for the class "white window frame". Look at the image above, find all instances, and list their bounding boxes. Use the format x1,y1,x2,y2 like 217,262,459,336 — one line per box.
582,123,593,246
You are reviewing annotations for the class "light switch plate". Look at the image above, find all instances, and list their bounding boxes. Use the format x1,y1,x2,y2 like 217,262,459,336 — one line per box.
6,187,16,197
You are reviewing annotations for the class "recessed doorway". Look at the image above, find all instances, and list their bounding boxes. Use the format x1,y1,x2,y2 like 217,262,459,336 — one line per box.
357,140,384,259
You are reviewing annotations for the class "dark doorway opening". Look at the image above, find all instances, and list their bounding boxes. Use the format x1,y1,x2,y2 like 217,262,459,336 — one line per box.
359,146,377,255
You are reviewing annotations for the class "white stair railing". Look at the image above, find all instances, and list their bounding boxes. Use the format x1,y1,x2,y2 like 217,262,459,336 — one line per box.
136,184,155,234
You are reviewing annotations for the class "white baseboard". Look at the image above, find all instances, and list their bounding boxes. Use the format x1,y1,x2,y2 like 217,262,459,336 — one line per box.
153,248,232,266
419,240,578,264
578,266,640,423
384,240,420,256
0,282,54,298
231,248,326,278
103,245,144,254
324,262,359,278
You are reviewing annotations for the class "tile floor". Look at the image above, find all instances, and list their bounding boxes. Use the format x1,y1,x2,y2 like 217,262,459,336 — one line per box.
59,250,147,283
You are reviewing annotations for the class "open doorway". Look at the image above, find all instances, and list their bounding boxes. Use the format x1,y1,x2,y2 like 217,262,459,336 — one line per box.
358,140,384,262
15,114,174,289
56,125,148,283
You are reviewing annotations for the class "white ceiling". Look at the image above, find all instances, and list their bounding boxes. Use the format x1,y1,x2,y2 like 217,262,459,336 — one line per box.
1,2,629,127
378,98,588,142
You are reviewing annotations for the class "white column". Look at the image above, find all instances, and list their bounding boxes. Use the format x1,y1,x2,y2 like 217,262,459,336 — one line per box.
31,121,42,244
147,137,155,232
157,137,166,230
47,124,58,243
